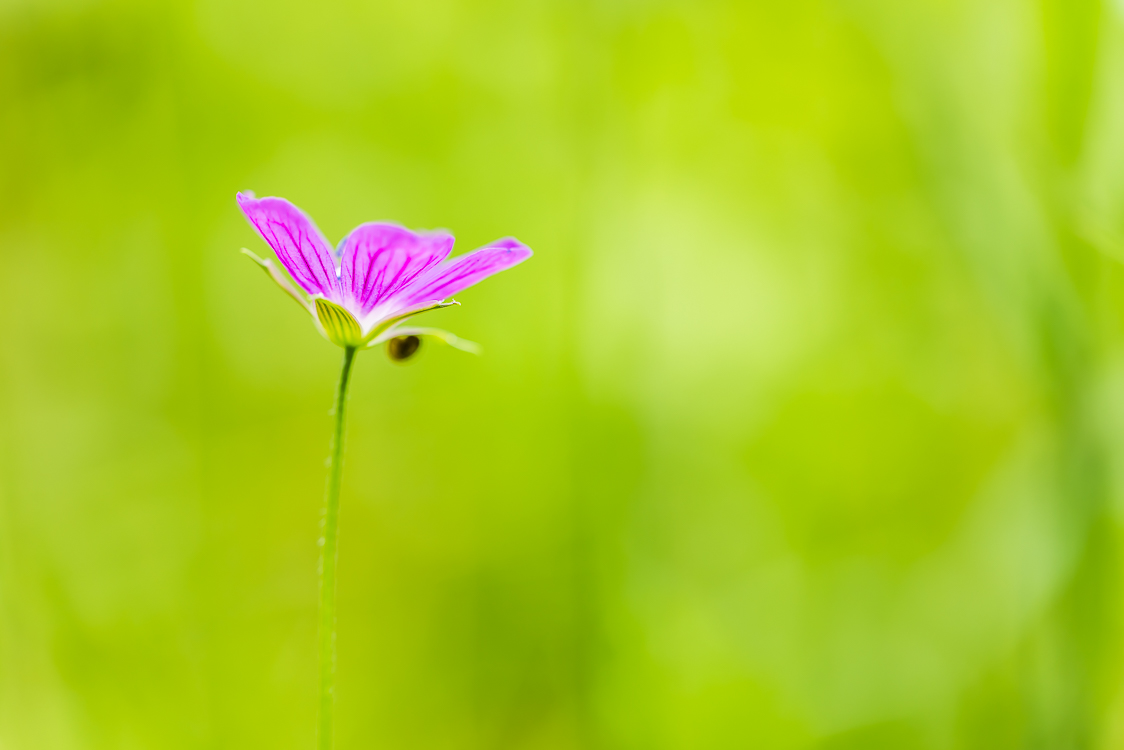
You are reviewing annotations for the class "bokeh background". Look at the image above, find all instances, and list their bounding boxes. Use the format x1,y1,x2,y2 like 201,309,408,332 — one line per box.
4,0,1124,747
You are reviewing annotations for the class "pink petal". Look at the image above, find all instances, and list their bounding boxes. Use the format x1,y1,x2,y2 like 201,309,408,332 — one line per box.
338,223,453,317
392,237,532,312
237,193,340,300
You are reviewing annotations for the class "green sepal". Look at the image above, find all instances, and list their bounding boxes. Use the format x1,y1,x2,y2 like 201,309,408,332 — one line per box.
241,248,314,314
359,300,461,346
315,298,365,348
368,326,482,355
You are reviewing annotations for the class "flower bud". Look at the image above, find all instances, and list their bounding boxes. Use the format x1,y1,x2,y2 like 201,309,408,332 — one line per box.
387,335,421,362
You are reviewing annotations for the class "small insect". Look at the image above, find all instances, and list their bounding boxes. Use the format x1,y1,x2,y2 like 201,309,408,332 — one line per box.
386,335,421,362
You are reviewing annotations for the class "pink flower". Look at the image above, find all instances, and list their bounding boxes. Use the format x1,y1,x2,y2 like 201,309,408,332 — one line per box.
237,192,532,354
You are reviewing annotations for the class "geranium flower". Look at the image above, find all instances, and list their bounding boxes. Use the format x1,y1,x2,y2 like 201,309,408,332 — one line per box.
235,191,532,750
237,192,532,357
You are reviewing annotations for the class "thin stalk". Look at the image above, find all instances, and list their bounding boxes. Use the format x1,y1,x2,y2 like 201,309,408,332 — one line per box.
318,345,357,750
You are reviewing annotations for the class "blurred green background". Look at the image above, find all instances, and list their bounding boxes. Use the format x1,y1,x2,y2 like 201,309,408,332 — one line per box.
4,0,1124,747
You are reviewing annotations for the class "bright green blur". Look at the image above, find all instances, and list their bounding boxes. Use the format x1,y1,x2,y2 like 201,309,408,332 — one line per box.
2,0,1124,748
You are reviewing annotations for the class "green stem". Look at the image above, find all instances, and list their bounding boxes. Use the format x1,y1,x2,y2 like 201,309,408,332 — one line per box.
318,345,357,750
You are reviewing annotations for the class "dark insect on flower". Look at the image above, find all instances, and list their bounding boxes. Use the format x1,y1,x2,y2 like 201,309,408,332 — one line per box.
387,335,421,362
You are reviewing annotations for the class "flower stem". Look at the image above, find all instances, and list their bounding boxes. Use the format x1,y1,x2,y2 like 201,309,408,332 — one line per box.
318,345,357,750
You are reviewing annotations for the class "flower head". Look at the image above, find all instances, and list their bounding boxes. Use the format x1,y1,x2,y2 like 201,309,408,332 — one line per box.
237,193,532,355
